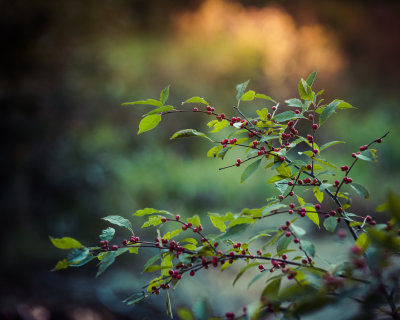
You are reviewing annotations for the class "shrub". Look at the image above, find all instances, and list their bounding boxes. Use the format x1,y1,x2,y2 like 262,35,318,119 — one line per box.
51,72,400,319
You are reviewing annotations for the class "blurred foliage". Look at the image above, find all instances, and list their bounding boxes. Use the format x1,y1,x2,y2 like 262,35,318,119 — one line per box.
1,0,400,318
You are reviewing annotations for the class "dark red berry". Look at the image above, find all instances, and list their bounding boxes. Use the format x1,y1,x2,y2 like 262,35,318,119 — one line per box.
175,215,180,221
161,217,167,223
193,107,198,112
112,245,118,251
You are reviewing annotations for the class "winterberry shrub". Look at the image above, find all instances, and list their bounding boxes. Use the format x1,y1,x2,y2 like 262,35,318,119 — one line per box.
51,72,400,319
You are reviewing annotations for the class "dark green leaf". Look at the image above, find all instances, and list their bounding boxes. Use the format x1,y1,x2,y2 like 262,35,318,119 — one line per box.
277,235,291,253
300,240,315,257
143,254,161,272
241,159,261,183
215,224,249,241
233,262,259,286
306,70,317,87
319,100,341,126
323,216,338,232
275,179,289,194
68,248,90,264
261,278,281,300
356,149,377,162
99,227,115,242
122,99,163,107
97,248,129,277
170,129,212,141
247,273,265,289
138,114,162,134
102,215,133,233
181,96,209,106
193,298,212,320
350,183,370,199
160,85,170,105
262,203,287,215
123,292,149,305
273,111,306,123
49,236,82,250
236,80,250,100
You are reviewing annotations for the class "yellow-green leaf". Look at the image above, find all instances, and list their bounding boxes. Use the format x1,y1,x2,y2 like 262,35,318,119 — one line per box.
49,236,82,250
313,186,324,203
138,114,162,134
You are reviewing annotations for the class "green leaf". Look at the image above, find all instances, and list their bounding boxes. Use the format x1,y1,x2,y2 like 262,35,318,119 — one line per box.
261,278,281,300
160,85,170,105
298,78,313,101
144,105,174,116
102,215,133,233
138,114,162,134
209,214,227,232
290,224,306,237
355,233,370,253
319,100,341,126
123,291,149,305
254,93,276,103
161,253,174,277
99,227,115,242
256,108,269,121
304,206,320,228
313,157,338,169
297,196,305,206
143,254,161,272
285,98,303,109
232,262,259,286
301,240,315,257
277,234,291,253
236,80,250,100
306,70,317,87
273,111,305,123
97,249,129,277
182,96,209,106
247,273,265,289
240,90,255,101
141,215,163,228
68,248,90,264
52,259,69,271
210,119,229,133
262,203,287,215
170,129,212,142
187,215,201,227
275,179,289,194
356,149,377,162
320,140,345,151
313,186,324,203
133,208,162,216
49,236,82,250
166,290,173,319
376,202,388,212
335,100,357,109
176,308,194,320
215,224,249,241
122,99,163,107
323,216,338,232
241,159,261,183
350,183,370,200
193,298,212,320
207,146,223,157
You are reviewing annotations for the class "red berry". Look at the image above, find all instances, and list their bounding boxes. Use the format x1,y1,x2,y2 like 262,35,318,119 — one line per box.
122,240,128,246
307,164,312,170
377,138,382,143
161,217,167,223
282,254,287,260
220,113,225,119
182,224,188,231
294,238,300,244
352,153,357,158
112,245,118,251
193,107,198,112
175,215,180,221
279,195,284,201
258,264,264,270
289,209,293,214
190,270,195,276
341,165,349,171
289,191,294,196
312,123,319,130
302,259,308,264
294,109,300,114
314,203,321,210
285,231,292,237
287,120,294,127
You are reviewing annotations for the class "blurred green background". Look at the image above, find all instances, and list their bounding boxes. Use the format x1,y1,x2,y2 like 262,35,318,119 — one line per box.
2,0,400,319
